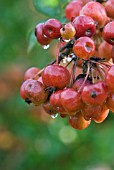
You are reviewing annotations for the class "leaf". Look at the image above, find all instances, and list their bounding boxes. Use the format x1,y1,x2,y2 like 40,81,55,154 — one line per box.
33,0,59,17
27,31,38,53
33,0,70,18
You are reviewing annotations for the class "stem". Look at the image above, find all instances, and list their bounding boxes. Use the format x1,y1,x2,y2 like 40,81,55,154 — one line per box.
33,59,57,79
90,60,109,71
59,39,75,52
78,62,90,93
91,68,95,84
58,48,72,64
65,59,72,68
96,65,105,80
100,61,112,67
32,68,44,79
70,60,77,86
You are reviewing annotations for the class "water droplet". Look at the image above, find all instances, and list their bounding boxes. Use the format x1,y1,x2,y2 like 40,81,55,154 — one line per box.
42,44,50,49
51,113,58,119
44,35,47,38
85,29,91,36
64,39,70,42
111,38,114,43
63,57,67,64
67,56,72,62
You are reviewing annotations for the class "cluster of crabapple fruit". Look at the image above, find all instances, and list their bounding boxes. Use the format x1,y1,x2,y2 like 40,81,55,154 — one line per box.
20,0,114,130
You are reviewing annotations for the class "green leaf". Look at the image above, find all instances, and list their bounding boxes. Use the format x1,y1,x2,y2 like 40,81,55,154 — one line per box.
27,31,38,53
33,0,70,18
33,0,59,17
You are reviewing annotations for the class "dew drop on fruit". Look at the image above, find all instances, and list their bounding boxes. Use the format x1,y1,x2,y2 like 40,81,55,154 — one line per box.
64,39,70,42
42,44,50,50
51,113,58,119
85,29,91,36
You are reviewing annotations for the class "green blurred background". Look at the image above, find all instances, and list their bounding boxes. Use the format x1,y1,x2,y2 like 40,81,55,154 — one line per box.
0,0,114,170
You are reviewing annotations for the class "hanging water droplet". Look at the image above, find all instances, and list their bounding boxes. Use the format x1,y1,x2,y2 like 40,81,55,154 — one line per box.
64,39,70,42
58,37,61,41
70,53,76,60
42,44,50,49
67,56,72,62
51,113,58,119
63,57,67,64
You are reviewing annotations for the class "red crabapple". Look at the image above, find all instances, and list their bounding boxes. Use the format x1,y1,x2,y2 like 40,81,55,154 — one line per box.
73,36,95,60
65,1,83,21
68,111,91,130
20,79,32,100
42,101,58,115
24,67,40,80
80,1,108,28
98,41,112,61
105,0,114,19
72,15,96,38
103,21,114,46
111,46,114,63
50,90,66,113
25,80,49,106
106,93,114,112
35,23,52,45
42,65,70,89
43,19,62,39
60,23,76,40
82,104,102,120
93,105,109,123
60,88,82,113
81,81,108,106
73,77,91,91
105,65,114,92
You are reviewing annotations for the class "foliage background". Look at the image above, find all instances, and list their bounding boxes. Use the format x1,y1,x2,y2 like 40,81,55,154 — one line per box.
0,0,114,169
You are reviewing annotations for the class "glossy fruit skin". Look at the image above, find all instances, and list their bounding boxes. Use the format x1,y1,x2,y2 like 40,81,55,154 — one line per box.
105,0,114,19
80,1,108,28
43,19,62,39
42,65,70,89
42,101,58,115
82,104,102,120
111,46,114,63
24,67,40,80
68,111,91,130
25,80,48,106
60,88,82,113
20,79,32,100
73,36,95,60
73,77,91,91
35,23,52,45
105,65,114,92
81,81,108,106
50,90,66,113
106,93,114,112
103,21,114,46
60,23,76,40
98,41,112,61
72,15,96,38
65,1,83,21
93,105,109,123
